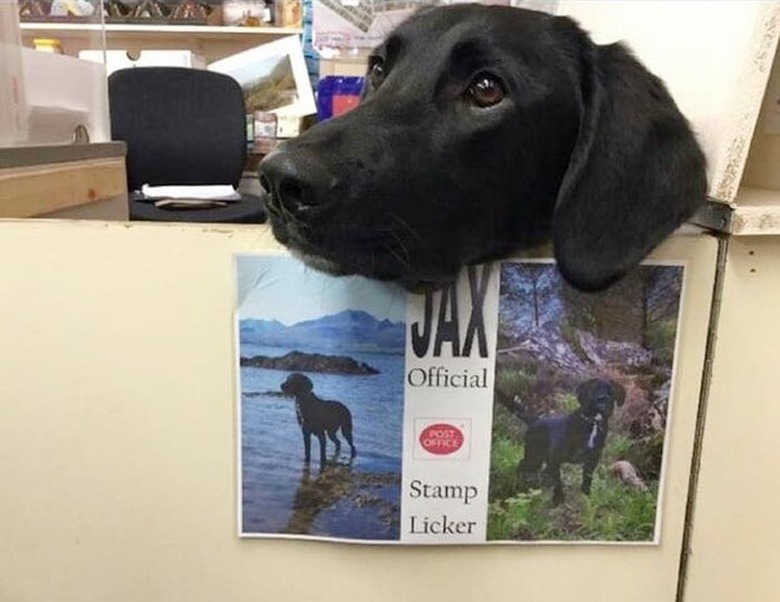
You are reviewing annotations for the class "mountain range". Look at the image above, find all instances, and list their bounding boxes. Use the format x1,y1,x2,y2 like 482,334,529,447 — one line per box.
240,310,405,354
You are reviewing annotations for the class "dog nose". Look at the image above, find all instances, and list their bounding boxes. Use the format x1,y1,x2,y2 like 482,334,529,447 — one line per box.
258,151,320,217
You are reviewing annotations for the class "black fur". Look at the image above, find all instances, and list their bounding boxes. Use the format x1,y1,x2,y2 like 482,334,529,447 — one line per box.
259,4,706,292
280,373,356,467
502,378,625,504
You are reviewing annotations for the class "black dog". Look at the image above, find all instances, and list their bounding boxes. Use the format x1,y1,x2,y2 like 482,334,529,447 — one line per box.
280,373,356,467
259,4,706,293
511,378,625,504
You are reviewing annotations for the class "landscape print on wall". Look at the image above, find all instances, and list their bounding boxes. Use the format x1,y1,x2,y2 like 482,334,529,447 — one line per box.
208,35,316,116
236,255,406,541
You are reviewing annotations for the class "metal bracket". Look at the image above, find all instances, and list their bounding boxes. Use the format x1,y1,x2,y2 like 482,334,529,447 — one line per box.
690,198,734,234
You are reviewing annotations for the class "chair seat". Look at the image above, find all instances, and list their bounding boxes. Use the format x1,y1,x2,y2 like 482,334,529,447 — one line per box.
129,192,267,224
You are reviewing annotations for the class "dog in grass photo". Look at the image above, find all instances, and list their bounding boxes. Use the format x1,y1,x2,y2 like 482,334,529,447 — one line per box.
501,378,626,506
488,261,683,542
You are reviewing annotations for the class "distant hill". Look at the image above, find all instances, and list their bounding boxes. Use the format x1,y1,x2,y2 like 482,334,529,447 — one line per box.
240,310,405,354
244,55,298,112
240,350,379,375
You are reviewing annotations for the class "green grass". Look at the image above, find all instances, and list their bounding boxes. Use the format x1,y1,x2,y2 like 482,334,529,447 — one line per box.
487,418,659,542
495,368,536,400
490,365,660,541
647,318,678,365
556,391,579,413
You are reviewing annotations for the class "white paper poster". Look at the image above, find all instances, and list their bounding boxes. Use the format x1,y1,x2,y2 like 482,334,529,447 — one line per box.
235,255,684,544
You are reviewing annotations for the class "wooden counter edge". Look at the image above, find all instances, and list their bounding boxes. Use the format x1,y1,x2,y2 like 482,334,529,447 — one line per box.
0,157,127,218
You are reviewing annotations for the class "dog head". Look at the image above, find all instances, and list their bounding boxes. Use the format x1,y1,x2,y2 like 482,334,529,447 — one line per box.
281,372,313,397
577,378,625,450
259,5,706,292
576,378,626,420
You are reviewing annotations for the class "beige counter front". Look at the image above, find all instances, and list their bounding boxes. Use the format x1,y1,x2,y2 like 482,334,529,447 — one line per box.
0,220,718,602
683,236,780,601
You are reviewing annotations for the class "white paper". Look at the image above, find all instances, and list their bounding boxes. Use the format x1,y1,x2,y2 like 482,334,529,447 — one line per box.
141,184,241,201
235,255,685,545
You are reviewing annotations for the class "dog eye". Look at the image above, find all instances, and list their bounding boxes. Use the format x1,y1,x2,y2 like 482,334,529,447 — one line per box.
466,74,505,108
368,57,387,88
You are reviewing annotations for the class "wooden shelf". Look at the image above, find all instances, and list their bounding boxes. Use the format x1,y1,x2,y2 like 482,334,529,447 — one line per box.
20,22,302,61
21,22,302,40
732,187,780,235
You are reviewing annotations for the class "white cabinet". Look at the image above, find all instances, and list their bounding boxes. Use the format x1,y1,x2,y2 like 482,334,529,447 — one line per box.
0,222,717,602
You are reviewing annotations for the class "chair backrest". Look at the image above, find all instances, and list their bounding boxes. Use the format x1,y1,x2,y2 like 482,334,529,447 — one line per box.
108,67,247,191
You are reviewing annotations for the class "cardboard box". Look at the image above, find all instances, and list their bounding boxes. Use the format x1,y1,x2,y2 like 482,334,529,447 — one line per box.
275,0,301,27
222,1,267,26
223,0,301,27
23,48,110,144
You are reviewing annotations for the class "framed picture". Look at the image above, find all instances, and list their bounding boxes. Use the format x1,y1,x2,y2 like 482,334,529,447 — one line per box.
208,35,316,117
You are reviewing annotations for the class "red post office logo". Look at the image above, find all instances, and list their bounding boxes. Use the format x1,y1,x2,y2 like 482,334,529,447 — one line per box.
418,423,465,455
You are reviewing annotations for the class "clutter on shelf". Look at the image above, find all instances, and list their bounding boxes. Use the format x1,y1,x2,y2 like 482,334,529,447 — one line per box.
18,1,302,27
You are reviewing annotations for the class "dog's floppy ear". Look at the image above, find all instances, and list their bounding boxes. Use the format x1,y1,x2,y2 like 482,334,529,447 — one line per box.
610,381,626,407
552,24,707,291
296,373,313,393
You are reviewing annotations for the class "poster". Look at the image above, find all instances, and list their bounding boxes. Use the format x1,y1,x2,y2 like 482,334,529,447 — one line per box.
208,36,317,117
235,255,685,544
312,1,560,52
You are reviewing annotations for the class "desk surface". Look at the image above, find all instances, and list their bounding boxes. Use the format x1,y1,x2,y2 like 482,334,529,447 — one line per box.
0,142,128,219
0,142,125,169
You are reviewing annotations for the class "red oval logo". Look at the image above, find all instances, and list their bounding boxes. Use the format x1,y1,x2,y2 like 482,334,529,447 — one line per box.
419,423,464,455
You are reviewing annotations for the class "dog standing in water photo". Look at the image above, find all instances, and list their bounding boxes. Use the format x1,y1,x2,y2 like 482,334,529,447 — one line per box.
281,372,357,468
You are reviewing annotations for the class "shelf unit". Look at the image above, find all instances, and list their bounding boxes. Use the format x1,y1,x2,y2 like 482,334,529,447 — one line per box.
727,21,780,236
729,188,780,235
20,22,303,62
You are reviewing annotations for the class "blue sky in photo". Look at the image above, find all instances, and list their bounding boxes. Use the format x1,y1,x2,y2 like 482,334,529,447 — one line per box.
236,255,406,325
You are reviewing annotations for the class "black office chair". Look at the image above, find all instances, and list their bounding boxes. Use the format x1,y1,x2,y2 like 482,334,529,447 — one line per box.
108,66,266,223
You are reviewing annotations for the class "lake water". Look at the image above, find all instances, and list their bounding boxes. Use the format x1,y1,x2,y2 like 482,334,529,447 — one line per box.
239,343,404,540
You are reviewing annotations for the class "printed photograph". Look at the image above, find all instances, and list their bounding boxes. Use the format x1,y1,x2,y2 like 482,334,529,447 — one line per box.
311,0,558,49
241,54,298,113
236,255,406,540
488,261,684,543
209,36,316,116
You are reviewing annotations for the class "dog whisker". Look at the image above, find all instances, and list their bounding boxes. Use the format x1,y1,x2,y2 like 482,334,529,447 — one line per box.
387,212,424,242
389,229,412,263
384,242,412,270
